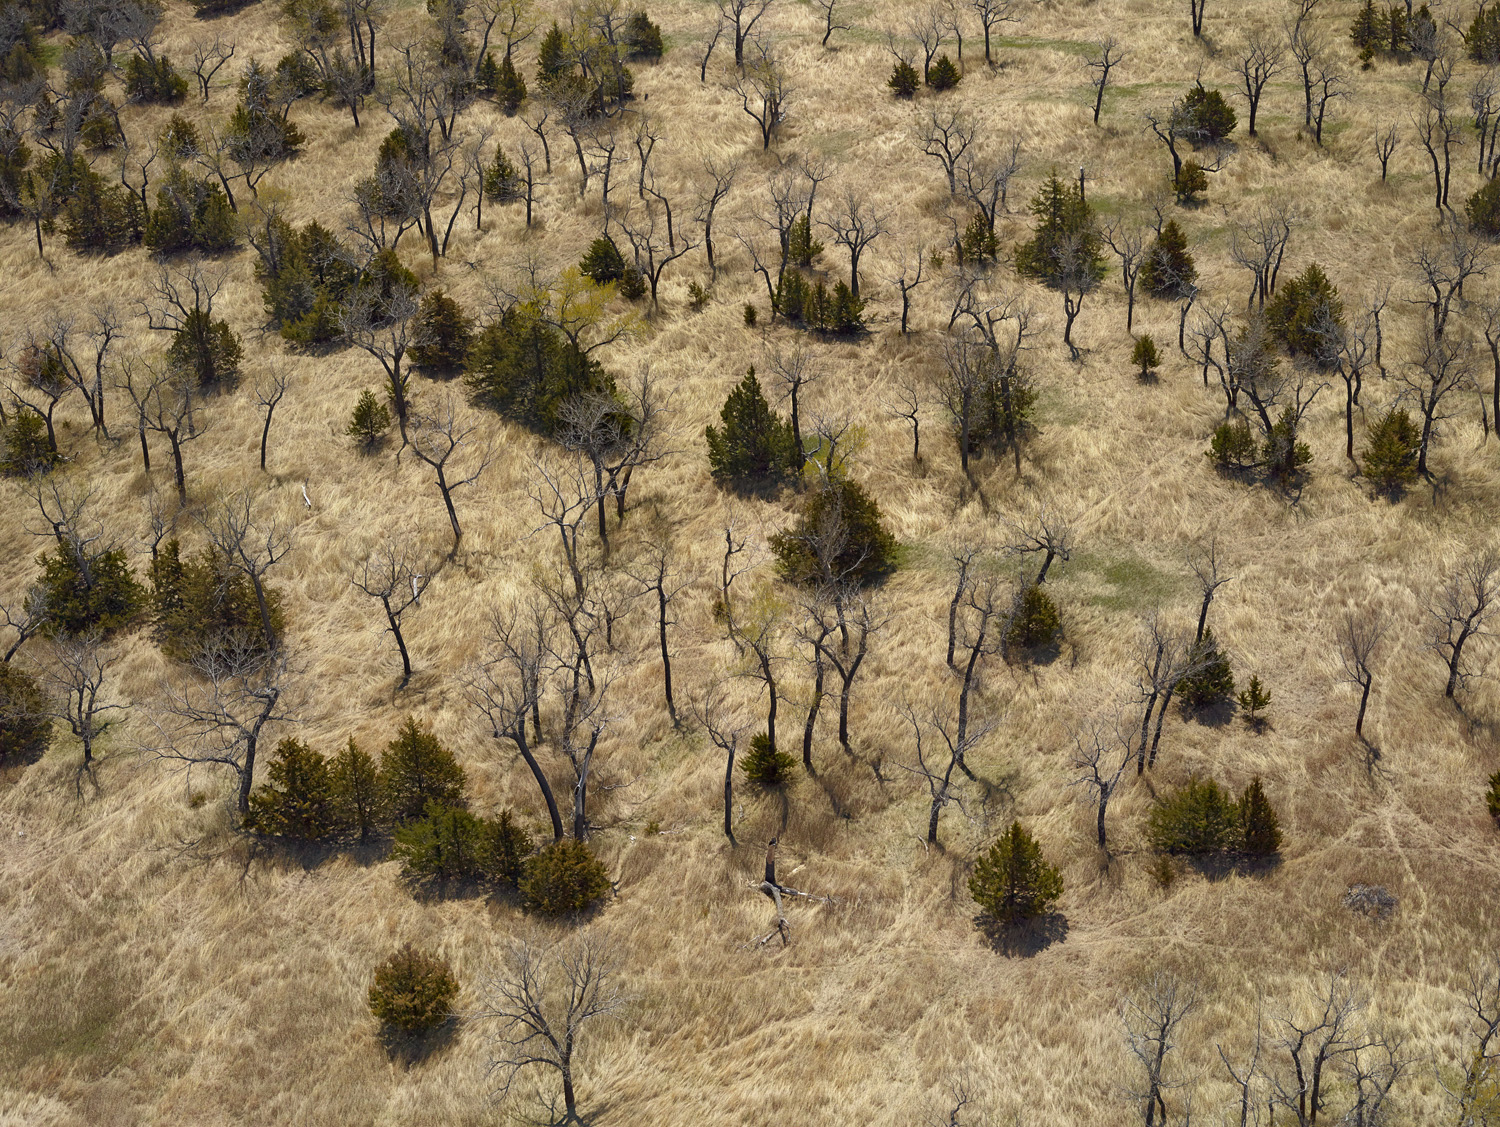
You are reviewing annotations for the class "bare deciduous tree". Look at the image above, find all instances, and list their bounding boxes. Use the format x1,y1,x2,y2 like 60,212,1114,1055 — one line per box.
1068,714,1131,851
1004,500,1073,584
1230,203,1295,310
625,537,690,726
116,357,204,503
1335,607,1386,740
920,110,976,195
481,935,626,1125
970,0,1017,64
1399,325,1475,477
1121,972,1200,1127
1085,35,1123,124
43,630,121,770
199,490,294,655
822,185,885,299
1135,612,1196,773
152,640,292,814
1270,970,1374,1127
693,681,748,840
1446,955,1500,1126
1233,32,1285,137
716,0,774,66
341,282,419,443
190,34,236,102
253,364,288,473
1429,549,1500,699
352,538,431,687
731,39,789,150
468,601,566,842
694,156,738,279
1,584,49,662
406,395,492,551
900,702,992,845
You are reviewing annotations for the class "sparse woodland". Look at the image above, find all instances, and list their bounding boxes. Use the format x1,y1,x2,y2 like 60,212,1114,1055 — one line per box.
11,0,1500,1119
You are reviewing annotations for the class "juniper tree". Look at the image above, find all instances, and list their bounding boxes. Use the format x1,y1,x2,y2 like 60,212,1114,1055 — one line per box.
705,368,800,492
969,821,1063,924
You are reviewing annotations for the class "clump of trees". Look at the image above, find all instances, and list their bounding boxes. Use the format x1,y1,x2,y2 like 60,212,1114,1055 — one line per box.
149,539,285,660
772,273,866,334
518,839,612,916
1146,776,1282,858
144,170,237,255
252,216,362,346
409,289,474,374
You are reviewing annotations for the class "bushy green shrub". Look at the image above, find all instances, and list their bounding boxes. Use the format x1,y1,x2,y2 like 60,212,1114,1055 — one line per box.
123,55,188,103
1140,220,1196,299
770,477,899,587
1266,263,1343,364
380,717,467,823
1,413,57,477
1148,778,1238,854
1178,628,1235,709
1180,83,1236,142
367,944,458,1033
773,273,865,333
465,306,618,437
254,218,361,346
619,264,647,301
1468,3,1500,63
968,821,1063,925
0,663,52,767
247,738,338,840
409,289,474,373
623,11,664,59
148,539,284,658
1207,419,1258,471
740,731,796,786
788,214,822,267
1005,584,1061,651
40,546,144,637
158,114,202,159
887,60,919,98
927,53,961,90
347,389,392,451
1133,336,1161,381
705,368,800,492
520,839,612,916
167,308,242,388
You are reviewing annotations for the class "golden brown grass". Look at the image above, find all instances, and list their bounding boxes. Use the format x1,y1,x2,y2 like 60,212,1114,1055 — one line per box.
4,0,1500,1122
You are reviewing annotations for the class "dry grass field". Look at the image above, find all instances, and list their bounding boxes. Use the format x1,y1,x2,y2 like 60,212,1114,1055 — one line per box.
5,0,1500,1121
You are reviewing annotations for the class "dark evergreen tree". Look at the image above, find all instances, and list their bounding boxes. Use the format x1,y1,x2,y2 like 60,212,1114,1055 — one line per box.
1361,408,1420,494
2,413,57,476
1014,172,1106,289
408,289,474,373
1177,628,1235,708
1147,778,1239,854
0,663,52,767
968,821,1064,925
331,737,386,840
1005,584,1061,651
1141,221,1197,298
927,53,961,90
123,55,188,103
1180,83,1237,142
770,477,899,587
1237,776,1282,855
167,308,242,388
520,839,611,915
347,389,393,451
247,737,338,840
465,308,618,436
704,368,800,491
380,716,467,823
580,236,627,284
148,540,285,658
367,945,458,1032
483,147,522,202
888,60,919,98
623,11,664,59
1133,335,1161,380
1266,263,1343,364
40,546,144,637
1468,177,1500,237
740,731,796,785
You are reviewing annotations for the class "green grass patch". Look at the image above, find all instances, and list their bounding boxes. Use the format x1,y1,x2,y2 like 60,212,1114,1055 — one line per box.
1072,550,1183,611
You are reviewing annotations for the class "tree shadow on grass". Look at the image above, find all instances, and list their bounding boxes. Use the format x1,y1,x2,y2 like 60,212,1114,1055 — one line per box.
1182,852,1284,882
256,833,393,872
378,1015,460,1068
974,912,1069,958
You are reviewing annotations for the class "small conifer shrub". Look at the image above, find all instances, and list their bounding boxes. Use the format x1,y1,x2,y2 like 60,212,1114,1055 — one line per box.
331,737,386,840
705,368,800,491
1178,628,1235,709
770,478,899,588
1133,336,1161,381
968,822,1063,925
580,236,627,284
1238,675,1271,727
927,53,961,90
409,289,474,373
1208,419,1258,471
2,413,57,477
367,945,458,1033
520,839,612,916
1140,221,1197,298
247,738,337,840
888,60,919,98
1237,777,1282,855
348,390,393,452
1147,778,1239,855
741,732,796,785
1005,584,1061,651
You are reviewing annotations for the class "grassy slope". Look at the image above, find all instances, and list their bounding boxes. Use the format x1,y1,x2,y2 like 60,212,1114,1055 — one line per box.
3,0,1500,1122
